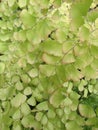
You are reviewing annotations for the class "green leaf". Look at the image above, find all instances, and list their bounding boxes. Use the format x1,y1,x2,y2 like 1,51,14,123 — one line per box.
66,82,73,93
90,45,98,58
76,115,85,126
95,18,98,28
29,0,49,9
0,87,14,101
7,0,16,7
20,103,31,116
95,107,98,116
74,51,93,69
21,74,31,83
39,65,55,77
26,19,53,44
13,123,22,130
62,52,75,64
92,127,98,130
13,30,26,42
78,26,90,41
42,53,60,65
70,0,93,29
64,107,71,114
27,96,36,106
88,85,93,93
55,65,67,83
0,62,5,74
35,112,43,121
63,40,75,54
73,43,88,56
11,75,20,83
71,100,79,111
86,117,98,126
11,93,27,107
12,109,22,120
82,65,97,79
90,79,97,85
66,121,83,130
22,115,42,129
28,68,38,78
1,125,10,130
53,0,62,7
70,91,80,100
47,121,54,130
47,109,56,119
24,87,32,95
78,104,96,118
55,29,68,43
68,112,84,125
26,28,41,44
0,33,12,41
42,39,63,56
0,89,8,100
1,112,12,126
91,58,98,70
26,52,37,64
15,81,23,91
18,0,27,8
20,9,36,28
38,0,49,9
89,30,98,46
56,109,63,117
49,89,65,108
36,101,48,111
41,115,48,125
87,10,98,22
33,88,43,101
63,97,72,106
65,64,83,81
78,83,84,92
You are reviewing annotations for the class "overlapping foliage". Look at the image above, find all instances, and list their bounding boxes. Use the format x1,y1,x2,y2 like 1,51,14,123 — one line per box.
0,0,98,130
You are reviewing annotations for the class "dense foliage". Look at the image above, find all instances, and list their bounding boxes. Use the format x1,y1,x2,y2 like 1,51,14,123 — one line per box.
0,0,98,130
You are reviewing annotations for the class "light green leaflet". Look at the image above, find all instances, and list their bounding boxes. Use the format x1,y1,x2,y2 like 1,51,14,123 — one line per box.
0,42,9,53
20,102,31,116
21,115,42,129
26,19,53,44
47,109,56,119
79,104,96,118
42,39,63,56
12,109,22,120
24,87,32,95
20,9,36,28
39,64,55,77
7,0,16,7
36,101,48,111
35,112,43,121
42,53,61,65
49,89,65,108
41,115,48,125
11,93,27,107
28,68,38,78
0,62,5,74
27,96,36,106
62,52,75,64
70,0,93,29
13,123,22,130
66,121,83,130
18,0,27,8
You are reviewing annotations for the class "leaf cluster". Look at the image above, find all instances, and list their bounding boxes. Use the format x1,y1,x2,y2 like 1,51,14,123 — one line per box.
0,0,98,130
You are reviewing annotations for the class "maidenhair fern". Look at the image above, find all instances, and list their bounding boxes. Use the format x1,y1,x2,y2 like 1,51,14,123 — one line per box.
0,0,98,130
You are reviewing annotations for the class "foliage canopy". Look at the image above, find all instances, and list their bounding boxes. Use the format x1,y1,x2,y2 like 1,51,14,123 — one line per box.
0,0,98,130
